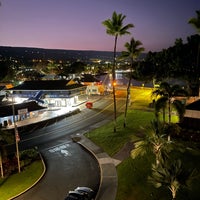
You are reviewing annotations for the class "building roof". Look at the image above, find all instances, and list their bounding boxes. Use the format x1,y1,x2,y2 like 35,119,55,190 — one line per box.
8,80,85,91
186,99,200,111
0,101,46,117
80,74,100,83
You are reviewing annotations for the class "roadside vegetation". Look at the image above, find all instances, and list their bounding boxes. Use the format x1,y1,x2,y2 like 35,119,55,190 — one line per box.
85,87,200,200
0,148,45,200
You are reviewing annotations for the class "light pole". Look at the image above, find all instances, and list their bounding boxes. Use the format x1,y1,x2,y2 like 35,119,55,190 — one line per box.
11,93,21,173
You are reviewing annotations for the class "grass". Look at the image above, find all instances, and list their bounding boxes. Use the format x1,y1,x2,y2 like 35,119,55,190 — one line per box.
86,109,154,156
86,109,200,199
116,141,200,200
85,87,200,200
0,160,44,200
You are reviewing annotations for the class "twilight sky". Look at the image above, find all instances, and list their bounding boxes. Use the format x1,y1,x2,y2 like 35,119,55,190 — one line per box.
0,0,199,52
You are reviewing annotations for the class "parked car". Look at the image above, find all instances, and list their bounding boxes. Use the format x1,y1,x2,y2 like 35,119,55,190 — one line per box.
65,190,85,200
65,187,95,200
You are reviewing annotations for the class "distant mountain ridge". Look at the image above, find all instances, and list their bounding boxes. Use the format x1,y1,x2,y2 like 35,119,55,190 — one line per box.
0,46,116,62
0,46,146,62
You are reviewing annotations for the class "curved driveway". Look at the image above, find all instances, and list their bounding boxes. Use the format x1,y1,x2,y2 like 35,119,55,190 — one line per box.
14,97,125,200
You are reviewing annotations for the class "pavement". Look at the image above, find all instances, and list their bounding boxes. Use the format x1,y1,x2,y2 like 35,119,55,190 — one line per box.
71,134,119,200
4,98,119,200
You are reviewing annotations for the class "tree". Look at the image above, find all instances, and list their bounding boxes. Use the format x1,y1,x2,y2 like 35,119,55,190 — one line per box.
149,158,197,200
152,82,188,141
67,61,85,74
131,120,171,165
120,37,145,128
0,61,10,81
188,10,200,96
102,11,134,132
152,82,188,120
188,10,200,33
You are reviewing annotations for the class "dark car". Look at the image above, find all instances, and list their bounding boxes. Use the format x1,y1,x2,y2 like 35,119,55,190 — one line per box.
65,187,95,200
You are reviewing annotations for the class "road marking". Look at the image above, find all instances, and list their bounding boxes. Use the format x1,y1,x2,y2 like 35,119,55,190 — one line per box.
49,144,68,153
47,144,72,157
61,149,69,156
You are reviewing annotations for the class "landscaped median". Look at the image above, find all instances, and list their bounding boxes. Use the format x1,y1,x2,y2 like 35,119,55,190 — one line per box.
0,156,45,200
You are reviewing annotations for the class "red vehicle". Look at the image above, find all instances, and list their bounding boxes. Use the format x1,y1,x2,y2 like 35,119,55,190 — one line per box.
85,102,93,109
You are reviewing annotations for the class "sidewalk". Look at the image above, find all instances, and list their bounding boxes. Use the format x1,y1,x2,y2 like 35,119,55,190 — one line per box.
4,107,80,130
71,134,118,200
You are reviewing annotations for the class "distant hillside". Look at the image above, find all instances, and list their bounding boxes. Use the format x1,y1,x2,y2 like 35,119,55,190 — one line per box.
0,46,146,62
0,46,115,62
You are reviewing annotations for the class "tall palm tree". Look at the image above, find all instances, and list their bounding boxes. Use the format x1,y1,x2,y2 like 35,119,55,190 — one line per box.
152,82,188,123
188,10,200,96
120,37,145,127
102,11,134,132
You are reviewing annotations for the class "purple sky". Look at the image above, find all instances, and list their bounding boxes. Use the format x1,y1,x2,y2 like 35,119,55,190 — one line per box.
0,0,199,52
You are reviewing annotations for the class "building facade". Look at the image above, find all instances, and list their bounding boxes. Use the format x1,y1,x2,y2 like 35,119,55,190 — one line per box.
0,80,87,127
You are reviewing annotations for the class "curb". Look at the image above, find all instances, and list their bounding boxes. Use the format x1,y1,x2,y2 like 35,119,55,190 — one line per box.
71,134,117,200
9,153,46,200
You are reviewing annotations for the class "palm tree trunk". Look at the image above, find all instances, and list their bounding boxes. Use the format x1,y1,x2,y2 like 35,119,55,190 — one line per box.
113,35,118,132
197,43,200,96
168,99,171,141
162,107,166,122
168,99,171,123
124,83,131,128
124,68,132,128
0,151,4,178
171,189,176,200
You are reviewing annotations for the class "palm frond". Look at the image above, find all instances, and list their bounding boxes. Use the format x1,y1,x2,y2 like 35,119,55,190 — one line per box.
119,24,134,36
102,11,134,37
188,10,200,32
131,140,151,159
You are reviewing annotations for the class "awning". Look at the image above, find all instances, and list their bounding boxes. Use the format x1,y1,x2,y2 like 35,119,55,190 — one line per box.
0,101,46,117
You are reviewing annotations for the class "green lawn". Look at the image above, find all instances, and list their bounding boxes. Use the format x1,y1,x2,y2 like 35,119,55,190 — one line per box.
85,87,200,200
0,160,44,200
86,109,154,156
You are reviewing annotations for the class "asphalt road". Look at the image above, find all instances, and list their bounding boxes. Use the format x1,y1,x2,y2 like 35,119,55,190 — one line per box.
14,96,125,200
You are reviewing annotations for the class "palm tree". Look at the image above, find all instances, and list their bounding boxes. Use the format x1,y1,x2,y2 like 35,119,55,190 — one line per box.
120,37,145,128
188,10,200,33
131,120,171,165
188,10,200,96
102,11,134,132
152,82,188,141
152,82,188,123
149,159,197,200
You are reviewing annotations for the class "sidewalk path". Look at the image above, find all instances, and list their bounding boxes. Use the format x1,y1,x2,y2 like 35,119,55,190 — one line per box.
71,134,119,200
4,107,80,130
